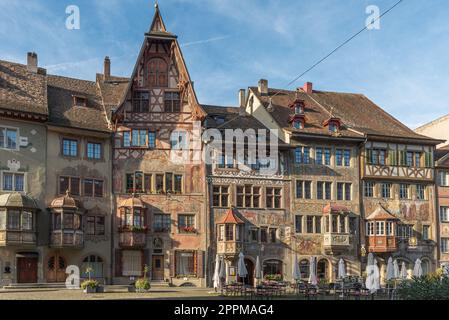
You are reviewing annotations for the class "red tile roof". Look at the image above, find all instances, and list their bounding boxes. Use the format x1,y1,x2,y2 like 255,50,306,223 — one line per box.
366,205,398,221
216,208,244,224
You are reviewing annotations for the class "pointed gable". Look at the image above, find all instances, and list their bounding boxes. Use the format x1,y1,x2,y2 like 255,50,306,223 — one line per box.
366,204,398,221
113,4,205,121
216,208,244,224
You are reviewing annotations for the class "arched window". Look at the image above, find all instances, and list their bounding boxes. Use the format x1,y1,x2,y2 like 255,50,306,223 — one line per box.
81,255,104,278
299,259,310,280
148,58,168,87
421,259,430,275
263,259,283,279
317,259,329,281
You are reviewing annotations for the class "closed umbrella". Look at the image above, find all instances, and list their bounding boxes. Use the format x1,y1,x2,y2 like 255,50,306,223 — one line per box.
255,256,262,285
386,257,395,281
365,253,380,294
292,255,301,282
213,255,220,290
309,257,317,286
393,260,400,279
219,257,226,286
413,259,423,278
400,261,408,279
338,259,346,279
237,252,248,284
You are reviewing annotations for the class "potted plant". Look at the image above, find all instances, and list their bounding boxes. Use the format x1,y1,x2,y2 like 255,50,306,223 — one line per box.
81,267,102,293
135,265,151,293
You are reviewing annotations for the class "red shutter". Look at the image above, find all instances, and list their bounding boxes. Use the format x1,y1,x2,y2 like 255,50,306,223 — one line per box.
170,251,176,277
196,250,204,278
115,249,122,277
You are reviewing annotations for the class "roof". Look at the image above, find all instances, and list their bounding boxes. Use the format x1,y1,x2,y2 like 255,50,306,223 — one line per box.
49,192,81,210
366,204,398,221
250,86,440,144
0,193,39,209
323,204,351,215
436,146,449,167
216,208,244,224
47,74,111,132
96,73,129,124
0,59,48,117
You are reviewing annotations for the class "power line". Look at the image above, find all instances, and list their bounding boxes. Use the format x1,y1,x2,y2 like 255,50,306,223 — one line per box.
271,0,404,99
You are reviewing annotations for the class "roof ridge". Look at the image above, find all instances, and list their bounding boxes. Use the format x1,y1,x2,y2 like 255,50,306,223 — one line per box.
47,73,96,85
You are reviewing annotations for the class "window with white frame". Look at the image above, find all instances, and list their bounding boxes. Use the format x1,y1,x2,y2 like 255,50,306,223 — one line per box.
0,127,18,150
122,250,142,276
367,222,375,236
364,181,375,198
441,238,449,253
399,184,410,199
2,172,25,192
416,184,426,200
294,147,311,164
381,183,392,199
422,225,430,240
397,224,413,240
376,221,385,235
337,183,352,201
440,171,449,187
386,222,394,236
441,207,449,223
170,131,188,150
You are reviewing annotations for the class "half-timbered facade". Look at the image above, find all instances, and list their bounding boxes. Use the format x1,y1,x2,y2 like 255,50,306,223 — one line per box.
110,6,207,286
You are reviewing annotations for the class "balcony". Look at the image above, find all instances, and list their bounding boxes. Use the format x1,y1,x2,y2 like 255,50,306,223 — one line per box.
217,241,243,256
367,235,397,253
50,230,84,248
0,230,36,246
119,230,146,248
323,233,351,254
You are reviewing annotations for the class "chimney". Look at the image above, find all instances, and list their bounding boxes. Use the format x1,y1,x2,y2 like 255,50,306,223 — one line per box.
104,56,111,79
258,79,268,96
239,89,246,116
27,52,38,73
302,82,313,95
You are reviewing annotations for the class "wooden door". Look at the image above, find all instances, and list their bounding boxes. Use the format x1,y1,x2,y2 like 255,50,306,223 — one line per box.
151,255,164,281
47,255,67,283
17,257,38,283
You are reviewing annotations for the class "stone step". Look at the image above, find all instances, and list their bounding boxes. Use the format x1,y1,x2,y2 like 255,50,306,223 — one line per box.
3,283,67,290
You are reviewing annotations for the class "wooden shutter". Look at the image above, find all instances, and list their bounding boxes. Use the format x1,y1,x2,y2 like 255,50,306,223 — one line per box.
196,250,204,278
170,251,176,277
115,249,122,277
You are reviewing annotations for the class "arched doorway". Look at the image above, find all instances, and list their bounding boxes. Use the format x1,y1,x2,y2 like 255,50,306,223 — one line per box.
299,259,310,280
237,259,254,285
47,254,66,283
81,255,104,279
317,259,329,282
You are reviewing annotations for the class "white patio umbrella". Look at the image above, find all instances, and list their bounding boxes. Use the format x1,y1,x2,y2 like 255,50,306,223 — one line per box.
237,252,248,284
219,257,226,285
393,260,400,279
309,257,318,286
255,256,262,285
338,259,346,279
386,257,395,281
365,253,380,294
413,259,423,278
400,261,408,279
213,254,220,290
292,255,301,282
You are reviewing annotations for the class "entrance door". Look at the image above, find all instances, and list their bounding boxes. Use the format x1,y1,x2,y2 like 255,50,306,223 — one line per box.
152,255,164,281
238,259,255,286
17,257,38,283
47,255,67,283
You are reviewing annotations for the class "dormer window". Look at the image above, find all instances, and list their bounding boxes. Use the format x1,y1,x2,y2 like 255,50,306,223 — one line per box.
290,99,305,115
324,117,341,134
290,114,306,130
73,96,87,108
295,106,303,114
329,122,339,133
293,120,304,129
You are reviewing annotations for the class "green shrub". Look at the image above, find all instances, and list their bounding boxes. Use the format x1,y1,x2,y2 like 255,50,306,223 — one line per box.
81,280,100,290
264,274,283,281
397,274,449,300
135,278,151,291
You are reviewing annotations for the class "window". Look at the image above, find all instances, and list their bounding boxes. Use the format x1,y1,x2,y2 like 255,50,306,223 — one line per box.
306,216,314,234
236,185,261,208
328,121,339,133
364,181,375,198
293,120,303,129
266,187,282,209
380,183,392,199
122,250,142,276
153,214,171,232
132,130,148,147
399,184,410,200
343,150,351,167
376,221,385,235
406,151,421,167
87,142,102,160
260,227,268,243
441,207,449,223
123,131,131,147
386,222,394,236
148,132,156,149
225,224,234,241
133,91,149,113
83,179,103,197
81,255,103,278
336,149,343,166
212,185,229,207
367,149,387,165
397,224,413,240
315,216,322,234
416,184,426,200
315,147,323,165
296,180,312,199
174,174,182,194
178,214,195,233
367,222,375,236
349,217,357,235
317,182,332,200
21,211,33,231
294,147,310,164
170,131,188,150
217,151,235,169
86,216,105,235
441,238,449,254
422,225,430,241
440,171,449,187
337,183,352,201
164,92,181,113
121,208,145,228
74,96,87,107
324,148,331,165
0,127,18,149
59,176,80,195
263,260,282,278
175,251,195,276
299,260,310,279
62,138,78,157
148,58,168,87
303,147,311,164
126,172,144,193
294,148,302,164
2,172,24,192
295,215,303,233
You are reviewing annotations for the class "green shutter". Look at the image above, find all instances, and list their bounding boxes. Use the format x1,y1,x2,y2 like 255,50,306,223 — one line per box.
388,150,397,166
366,149,373,164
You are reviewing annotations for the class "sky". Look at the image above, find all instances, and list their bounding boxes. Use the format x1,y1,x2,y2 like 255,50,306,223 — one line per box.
1,0,448,129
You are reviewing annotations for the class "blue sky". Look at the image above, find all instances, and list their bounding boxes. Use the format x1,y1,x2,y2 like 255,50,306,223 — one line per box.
1,0,448,128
